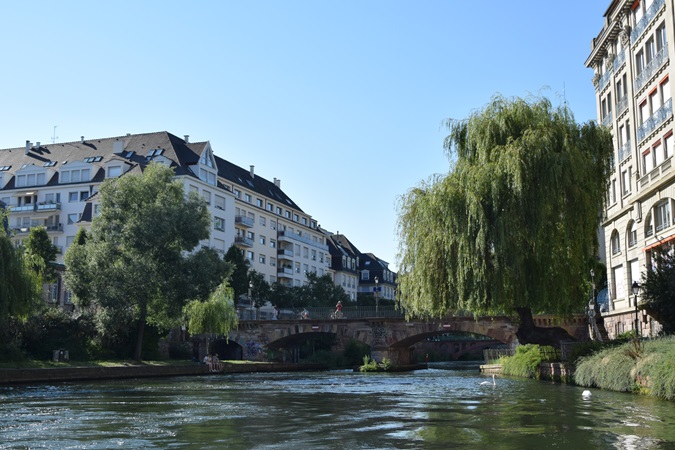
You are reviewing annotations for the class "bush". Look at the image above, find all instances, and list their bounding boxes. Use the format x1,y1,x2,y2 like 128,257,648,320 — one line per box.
500,344,558,379
574,336,675,399
20,309,97,360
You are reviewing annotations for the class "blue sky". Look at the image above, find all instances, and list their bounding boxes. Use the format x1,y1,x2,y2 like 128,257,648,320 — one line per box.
1,1,609,270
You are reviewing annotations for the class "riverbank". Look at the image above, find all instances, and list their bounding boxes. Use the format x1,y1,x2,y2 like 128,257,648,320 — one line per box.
0,362,327,385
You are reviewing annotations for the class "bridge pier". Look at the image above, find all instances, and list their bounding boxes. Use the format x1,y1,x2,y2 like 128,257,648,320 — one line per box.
371,347,413,366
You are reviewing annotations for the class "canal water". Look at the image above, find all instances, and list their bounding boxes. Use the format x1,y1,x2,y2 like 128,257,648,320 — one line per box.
2,362,675,449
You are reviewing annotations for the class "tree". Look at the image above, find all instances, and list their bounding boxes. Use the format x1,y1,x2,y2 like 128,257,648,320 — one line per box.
184,281,239,336
64,163,227,360
248,270,271,309
23,226,58,283
640,248,675,335
297,272,349,307
396,95,613,347
224,245,250,301
0,227,41,323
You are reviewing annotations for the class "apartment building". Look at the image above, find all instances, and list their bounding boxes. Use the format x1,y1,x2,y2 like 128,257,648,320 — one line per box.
358,253,396,302
325,232,360,301
214,157,330,286
586,0,674,338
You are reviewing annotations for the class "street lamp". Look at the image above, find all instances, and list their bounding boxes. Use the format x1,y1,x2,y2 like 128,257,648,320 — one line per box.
632,281,640,337
249,281,254,320
374,276,379,317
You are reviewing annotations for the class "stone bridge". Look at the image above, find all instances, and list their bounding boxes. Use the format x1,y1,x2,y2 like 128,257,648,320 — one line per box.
202,315,588,366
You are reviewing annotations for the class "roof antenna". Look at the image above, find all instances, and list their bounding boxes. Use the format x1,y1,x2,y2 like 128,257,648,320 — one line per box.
52,126,58,144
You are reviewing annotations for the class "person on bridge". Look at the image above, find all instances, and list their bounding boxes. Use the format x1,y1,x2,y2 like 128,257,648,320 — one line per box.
335,301,342,314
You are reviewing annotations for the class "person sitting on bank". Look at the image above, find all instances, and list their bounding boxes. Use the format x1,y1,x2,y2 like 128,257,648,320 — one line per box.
212,353,223,372
203,354,213,372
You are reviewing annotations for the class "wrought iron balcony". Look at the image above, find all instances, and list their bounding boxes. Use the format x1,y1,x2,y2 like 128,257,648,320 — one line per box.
602,111,613,127
597,68,613,92
637,98,673,142
631,0,665,43
634,43,669,93
616,96,629,116
618,139,632,162
613,50,626,72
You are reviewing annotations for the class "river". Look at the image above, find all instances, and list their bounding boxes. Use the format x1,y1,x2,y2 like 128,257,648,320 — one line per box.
2,362,675,449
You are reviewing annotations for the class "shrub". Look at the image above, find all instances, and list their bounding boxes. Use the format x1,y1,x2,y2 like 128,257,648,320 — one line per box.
500,344,558,379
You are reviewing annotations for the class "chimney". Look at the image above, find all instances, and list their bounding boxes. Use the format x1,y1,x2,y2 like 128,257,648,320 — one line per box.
35,142,40,148
81,136,85,143
25,140,31,155
184,135,189,143
250,165,255,178
113,139,124,154
274,178,281,188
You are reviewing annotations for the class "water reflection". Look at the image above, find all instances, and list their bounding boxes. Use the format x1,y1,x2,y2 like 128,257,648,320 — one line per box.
1,362,674,449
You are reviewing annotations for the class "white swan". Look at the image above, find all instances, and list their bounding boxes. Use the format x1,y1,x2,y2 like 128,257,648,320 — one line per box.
480,374,496,386
582,390,592,400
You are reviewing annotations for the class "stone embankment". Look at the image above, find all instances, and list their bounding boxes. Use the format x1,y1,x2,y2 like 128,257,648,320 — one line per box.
0,363,326,385
480,362,575,383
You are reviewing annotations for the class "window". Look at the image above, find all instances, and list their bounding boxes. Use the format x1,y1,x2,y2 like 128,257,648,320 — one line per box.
270,221,277,231
293,213,299,222
655,200,671,231
246,251,254,260
636,49,645,76
654,142,664,167
270,257,276,267
665,133,674,159
645,212,654,237
108,166,122,178
646,37,655,65
622,168,631,195
259,254,266,264
260,236,266,245
285,210,291,219
68,192,78,202
644,148,654,173
267,203,273,212
214,195,226,210
67,213,80,224
16,173,46,187
259,216,266,226
234,189,241,198
629,221,638,247
256,198,263,207
245,193,251,203
657,23,667,51
60,168,90,184
214,217,225,232
246,231,254,240
361,270,370,280
270,239,276,248
276,206,282,215
80,191,89,201
611,230,621,255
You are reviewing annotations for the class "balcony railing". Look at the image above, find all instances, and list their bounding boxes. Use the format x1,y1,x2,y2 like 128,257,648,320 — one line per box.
36,202,61,211
277,267,293,277
597,68,613,92
234,236,253,247
631,0,665,43
46,223,63,232
613,50,626,72
618,139,632,162
616,95,629,116
601,111,613,127
277,248,294,258
634,43,669,93
235,215,254,227
277,230,328,250
10,204,35,213
637,98,673,142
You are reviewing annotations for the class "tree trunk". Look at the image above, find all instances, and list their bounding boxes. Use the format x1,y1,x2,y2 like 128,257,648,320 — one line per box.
133,304,147,361
514,307,576,349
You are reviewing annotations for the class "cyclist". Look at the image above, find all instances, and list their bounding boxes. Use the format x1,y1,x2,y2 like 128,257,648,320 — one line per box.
335,301,343,318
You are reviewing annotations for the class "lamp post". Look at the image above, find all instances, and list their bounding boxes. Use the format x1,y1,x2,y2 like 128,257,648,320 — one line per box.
249,281,254,320
374,276,379,317
632,281,640,337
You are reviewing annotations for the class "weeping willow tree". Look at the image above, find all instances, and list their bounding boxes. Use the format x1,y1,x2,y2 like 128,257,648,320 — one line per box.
184,281,239,336
397,95,613,346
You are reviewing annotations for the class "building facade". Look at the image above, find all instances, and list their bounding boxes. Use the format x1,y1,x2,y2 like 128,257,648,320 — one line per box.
0,131,388,307
586,0,674,338
325,232,361,301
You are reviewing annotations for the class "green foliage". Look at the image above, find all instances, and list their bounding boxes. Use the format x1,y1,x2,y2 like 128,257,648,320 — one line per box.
296,272,349,308
63,163,221,360
500,344,557,379
20,308,97,360
184,281,239,336
248,270,271,309
343,339,370,367
575,340,646,394
0,231,42,323
23,226,58,283
640,248,675,334
359,355,392,372
225,245,250,300
396,94,613,319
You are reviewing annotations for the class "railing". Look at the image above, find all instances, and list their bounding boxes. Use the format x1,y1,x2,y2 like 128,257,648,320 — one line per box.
10,204,35,213
36,202,61,211
637,98,673,142
277,248,294,258
598,68,613,92
631,0,665,43
235,215,254,227
278,230,329,250
234,236,253,247
277,267,293,276
613,50,626,72
46,223,63,232
618,139,632,162
634,43,669,93
602,111,613,127
616,95,629,117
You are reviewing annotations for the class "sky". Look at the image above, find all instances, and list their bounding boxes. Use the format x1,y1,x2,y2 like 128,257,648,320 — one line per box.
0,1,609,270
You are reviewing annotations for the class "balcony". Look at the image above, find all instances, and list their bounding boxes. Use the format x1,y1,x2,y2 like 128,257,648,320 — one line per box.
618,139,632,162
637,98,673,143
235,215,254,228
46,223,63,232
234,236,253,247
277,267,293,278
37,202,61,212
634,43,669,93
631,0,665,43
613,50,626,72
597,68,613,92
277,248,294,261
601,111,613,127
616,96,628,117
277,230,328,251
10,204,36,214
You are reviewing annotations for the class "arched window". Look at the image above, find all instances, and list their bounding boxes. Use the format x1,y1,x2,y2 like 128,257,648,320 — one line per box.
655,199,672,232
645,212,654,237
611,230,621,255
627,221,637,248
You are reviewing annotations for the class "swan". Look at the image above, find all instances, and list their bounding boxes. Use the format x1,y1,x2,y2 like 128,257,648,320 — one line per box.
582,390,592,400
480,374,496,386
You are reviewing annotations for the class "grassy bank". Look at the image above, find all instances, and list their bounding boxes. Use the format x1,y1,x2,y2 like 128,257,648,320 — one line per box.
574,336,675,400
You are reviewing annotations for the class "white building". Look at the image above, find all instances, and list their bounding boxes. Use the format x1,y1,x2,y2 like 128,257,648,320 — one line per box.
586,0,674,337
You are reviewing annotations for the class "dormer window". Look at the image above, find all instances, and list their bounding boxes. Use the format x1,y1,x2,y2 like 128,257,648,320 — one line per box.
43,161,57,167
16,173,46,187
61,168,91,183
146,148,164,159
83,156,103,163
108,165,122,178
